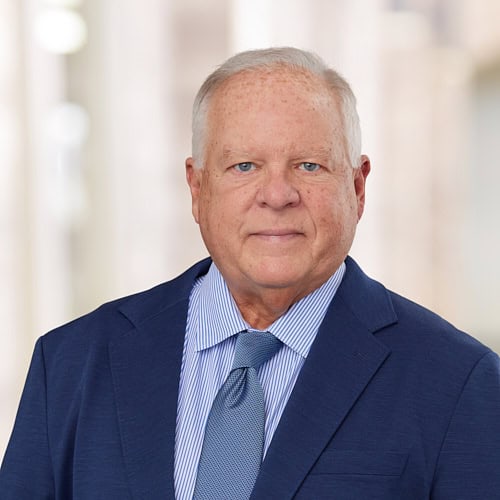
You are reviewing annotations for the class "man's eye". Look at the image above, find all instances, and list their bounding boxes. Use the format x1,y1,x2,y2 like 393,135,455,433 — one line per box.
299,162,321,172
233,162,255,172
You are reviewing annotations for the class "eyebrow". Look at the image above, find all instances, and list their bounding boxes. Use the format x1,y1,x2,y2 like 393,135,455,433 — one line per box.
221,148,252,161
289,147,335,162
221,146,336,161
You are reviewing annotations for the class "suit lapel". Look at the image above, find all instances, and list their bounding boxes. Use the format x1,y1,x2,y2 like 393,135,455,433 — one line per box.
108,300,187,499
107,259,211,499
251,258,397,499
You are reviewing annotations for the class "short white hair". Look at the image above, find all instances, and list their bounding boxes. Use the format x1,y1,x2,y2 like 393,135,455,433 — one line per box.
191,47,362,168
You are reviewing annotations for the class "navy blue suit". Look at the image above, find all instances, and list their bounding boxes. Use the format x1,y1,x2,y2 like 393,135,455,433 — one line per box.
1,257,500,499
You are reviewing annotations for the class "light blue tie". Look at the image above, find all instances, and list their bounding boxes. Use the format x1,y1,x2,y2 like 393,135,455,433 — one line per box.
193,330,282,500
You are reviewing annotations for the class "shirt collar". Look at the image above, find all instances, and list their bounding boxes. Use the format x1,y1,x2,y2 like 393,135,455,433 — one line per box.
194,262,346,358
194,264,247,352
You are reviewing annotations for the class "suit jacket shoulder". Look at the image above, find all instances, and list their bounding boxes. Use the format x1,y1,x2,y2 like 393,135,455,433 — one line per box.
42,257,212,348
342,256,490,364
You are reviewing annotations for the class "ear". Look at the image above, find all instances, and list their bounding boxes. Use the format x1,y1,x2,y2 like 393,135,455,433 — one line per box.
354,155,371,220
185,157,203,224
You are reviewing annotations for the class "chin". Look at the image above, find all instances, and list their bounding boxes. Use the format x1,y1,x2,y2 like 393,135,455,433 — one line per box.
245,264,306,290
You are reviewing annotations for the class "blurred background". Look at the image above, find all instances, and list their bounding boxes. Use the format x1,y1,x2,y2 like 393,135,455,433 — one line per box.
1,0,500,460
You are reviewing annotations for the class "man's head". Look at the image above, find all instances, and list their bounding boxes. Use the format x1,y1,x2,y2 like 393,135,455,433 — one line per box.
186,47,370,327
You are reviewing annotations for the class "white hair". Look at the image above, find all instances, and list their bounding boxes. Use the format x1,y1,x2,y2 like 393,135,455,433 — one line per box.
191,47,362,168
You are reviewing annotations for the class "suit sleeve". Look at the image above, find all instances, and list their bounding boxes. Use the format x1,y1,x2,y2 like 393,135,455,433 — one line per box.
431,350,500,500
0,338,55,499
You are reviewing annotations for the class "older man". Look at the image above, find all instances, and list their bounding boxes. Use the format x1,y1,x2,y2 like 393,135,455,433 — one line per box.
1,47,499,500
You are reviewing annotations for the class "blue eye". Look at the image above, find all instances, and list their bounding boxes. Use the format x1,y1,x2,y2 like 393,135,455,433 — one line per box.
234,162,255,172
300,162,321,172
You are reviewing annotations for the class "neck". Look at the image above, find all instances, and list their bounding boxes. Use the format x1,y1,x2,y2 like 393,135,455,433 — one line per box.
230,287,306,330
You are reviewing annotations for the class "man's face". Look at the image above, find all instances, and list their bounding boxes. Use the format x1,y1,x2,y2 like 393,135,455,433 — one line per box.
186,68,370,305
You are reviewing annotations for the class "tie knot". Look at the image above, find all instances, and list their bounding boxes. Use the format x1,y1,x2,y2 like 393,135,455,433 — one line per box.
232,330,281,370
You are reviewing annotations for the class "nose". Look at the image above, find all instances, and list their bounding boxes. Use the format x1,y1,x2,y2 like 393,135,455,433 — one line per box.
256,166,300,209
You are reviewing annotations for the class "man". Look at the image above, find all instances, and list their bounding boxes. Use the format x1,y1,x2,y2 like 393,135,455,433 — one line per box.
1,47,499,499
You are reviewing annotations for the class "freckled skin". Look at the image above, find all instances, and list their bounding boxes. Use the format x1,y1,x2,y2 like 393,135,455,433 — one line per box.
186,68,370,329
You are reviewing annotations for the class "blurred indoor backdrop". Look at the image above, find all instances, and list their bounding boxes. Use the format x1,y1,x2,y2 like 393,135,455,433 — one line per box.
1,0,500,460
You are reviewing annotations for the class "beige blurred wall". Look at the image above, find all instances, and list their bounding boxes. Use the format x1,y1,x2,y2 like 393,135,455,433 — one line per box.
1,0,500,460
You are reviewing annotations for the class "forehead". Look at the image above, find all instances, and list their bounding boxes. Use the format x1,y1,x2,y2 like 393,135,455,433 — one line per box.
206,67,341,139
214,67,339,114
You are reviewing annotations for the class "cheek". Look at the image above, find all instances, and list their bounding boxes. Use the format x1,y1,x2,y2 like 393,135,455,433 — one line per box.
198,189,236,243
197,189,217,235
312,187,357,235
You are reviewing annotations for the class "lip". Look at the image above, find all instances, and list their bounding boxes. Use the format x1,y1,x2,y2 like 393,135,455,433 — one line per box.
250,229,304,242
251,228,303,237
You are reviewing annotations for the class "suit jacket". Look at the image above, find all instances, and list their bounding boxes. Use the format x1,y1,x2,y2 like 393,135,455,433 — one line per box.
1,257,499,499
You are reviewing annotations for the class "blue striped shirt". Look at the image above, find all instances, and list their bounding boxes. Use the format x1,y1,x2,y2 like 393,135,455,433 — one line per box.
174,261,346,499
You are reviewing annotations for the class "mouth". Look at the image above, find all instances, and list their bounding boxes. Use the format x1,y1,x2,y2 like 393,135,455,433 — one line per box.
250,229,304,242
